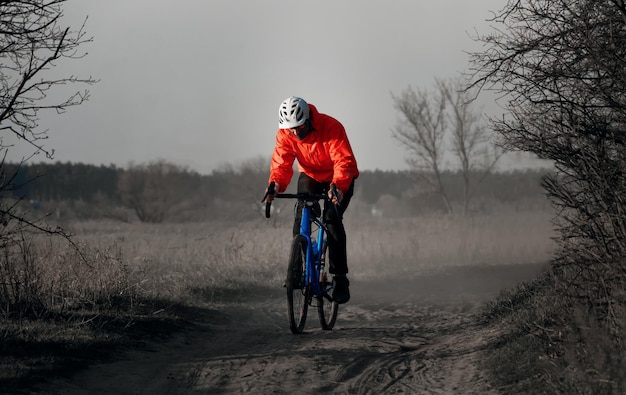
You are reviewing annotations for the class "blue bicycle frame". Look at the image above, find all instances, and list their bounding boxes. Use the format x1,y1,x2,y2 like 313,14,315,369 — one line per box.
299,201,328,298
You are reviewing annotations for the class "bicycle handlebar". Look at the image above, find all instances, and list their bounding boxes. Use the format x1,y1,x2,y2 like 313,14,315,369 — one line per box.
272,192,328,200
262,182,340,219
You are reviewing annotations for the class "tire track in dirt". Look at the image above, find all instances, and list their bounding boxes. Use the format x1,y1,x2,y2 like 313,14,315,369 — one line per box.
322,302,498,394
34,263,546,394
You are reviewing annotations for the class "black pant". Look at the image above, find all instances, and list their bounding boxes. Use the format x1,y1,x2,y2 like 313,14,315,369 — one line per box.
293,173,355,275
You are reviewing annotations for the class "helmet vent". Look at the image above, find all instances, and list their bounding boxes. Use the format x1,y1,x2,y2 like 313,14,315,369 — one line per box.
278,96,309,128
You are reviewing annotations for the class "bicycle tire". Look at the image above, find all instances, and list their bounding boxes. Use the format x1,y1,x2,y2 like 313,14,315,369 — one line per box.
317,241,338,330
286,235,310,334
318,293,338,330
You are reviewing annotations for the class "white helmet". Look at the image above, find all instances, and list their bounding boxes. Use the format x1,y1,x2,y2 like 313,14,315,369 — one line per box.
278,96,309,129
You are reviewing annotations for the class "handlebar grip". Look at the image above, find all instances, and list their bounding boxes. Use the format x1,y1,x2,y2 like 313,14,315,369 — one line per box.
263,181,276,218
330,184,338,199
329,183,341,218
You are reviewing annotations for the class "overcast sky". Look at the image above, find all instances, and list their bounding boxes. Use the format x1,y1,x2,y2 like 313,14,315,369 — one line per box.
10,0,522,174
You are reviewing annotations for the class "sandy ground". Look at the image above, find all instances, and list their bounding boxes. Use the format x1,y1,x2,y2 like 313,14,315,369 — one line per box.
34,263,546,394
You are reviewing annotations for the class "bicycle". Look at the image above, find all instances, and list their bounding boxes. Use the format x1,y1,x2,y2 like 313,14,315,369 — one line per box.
262,182,339,334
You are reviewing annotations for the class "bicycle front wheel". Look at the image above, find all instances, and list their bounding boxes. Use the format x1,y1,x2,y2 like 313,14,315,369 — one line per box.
286,235,310,334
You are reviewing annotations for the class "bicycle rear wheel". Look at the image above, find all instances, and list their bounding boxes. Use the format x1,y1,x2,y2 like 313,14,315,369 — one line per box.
317,242,338,330
318,291,338,330
286,235,310,334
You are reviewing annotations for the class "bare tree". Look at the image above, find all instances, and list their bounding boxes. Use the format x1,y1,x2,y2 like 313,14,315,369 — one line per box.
392,77,498,215
0,1,95,314
0,1,94,225
117,160,200,223
469,0,626,329
440,78,502,215
391,84,450,213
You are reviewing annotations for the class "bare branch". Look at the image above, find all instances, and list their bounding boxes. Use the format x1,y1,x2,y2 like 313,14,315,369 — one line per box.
0,0,97,157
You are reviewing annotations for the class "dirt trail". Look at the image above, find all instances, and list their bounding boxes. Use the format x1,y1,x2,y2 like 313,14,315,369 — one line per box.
35,263,545,394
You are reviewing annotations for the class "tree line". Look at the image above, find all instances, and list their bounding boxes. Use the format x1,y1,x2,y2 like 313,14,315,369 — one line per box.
2,159,551,223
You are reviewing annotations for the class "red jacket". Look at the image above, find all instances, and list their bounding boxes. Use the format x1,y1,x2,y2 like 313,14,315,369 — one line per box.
269,104,359,193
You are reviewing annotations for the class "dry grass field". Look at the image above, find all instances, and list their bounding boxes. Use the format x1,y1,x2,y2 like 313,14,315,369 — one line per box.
1,207,556,393
60,208,555,300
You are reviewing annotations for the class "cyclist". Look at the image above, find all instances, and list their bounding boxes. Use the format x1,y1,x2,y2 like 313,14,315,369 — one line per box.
264,96,359,304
